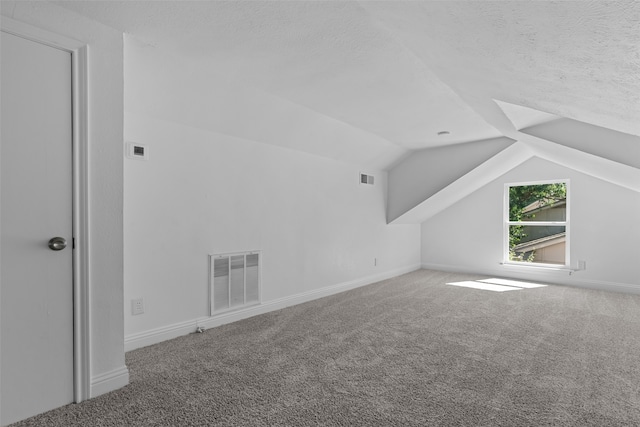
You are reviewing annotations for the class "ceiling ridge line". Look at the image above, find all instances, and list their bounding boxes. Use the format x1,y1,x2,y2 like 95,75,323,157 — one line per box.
359,2,507,138
251,86,402,150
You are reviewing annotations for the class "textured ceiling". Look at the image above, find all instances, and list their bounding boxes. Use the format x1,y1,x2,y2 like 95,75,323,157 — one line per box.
55,0,640,169
363,1,640,137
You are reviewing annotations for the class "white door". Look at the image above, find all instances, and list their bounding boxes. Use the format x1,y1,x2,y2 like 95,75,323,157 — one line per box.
1,31,74,425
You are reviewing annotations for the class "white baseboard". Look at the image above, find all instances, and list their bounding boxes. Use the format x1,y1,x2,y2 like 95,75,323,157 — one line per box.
124,264,422,352
124,318,198,352
90,365,130,398
421,262,640,295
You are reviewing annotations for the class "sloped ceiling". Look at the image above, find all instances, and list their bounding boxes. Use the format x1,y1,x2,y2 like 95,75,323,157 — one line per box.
389,136,640,224
52,0,639,172
363,1,640,137
53,0,498,169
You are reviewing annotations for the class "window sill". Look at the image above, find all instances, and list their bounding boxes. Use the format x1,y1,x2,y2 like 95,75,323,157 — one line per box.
500,262,581,274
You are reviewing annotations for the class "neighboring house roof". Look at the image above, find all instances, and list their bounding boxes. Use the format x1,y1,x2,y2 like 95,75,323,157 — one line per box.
522,198,566,215
513,232,566,253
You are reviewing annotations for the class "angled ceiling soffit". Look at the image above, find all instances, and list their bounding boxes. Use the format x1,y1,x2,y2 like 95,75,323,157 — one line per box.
390,136,640,225
495,99,640,170
387,136,515,222
521,119,640,171
389,142,534,224
524,136,640,194
494,100,640,191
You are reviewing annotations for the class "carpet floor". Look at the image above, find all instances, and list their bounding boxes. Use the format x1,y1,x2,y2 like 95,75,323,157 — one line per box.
11,269,640,426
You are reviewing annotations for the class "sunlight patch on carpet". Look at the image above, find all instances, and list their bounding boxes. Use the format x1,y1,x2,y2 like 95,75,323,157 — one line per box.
478,278,547,289
446,278,547,292
446,281,522,292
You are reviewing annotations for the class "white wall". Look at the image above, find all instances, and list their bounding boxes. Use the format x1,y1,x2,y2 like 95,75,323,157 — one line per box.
1,1,127,398
123,37,406,171
124,113,420,349
421,156,640,291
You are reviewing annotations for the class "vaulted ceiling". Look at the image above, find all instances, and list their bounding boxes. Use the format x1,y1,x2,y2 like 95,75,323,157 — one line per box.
54,1,639,169
53,0,640,220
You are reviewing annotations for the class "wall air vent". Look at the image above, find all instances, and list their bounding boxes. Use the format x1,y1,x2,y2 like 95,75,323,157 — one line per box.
360,173,374,185
209,251,261,315
125,142,149,161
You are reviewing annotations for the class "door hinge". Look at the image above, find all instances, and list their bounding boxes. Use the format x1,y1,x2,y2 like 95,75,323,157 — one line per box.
72,237,76,249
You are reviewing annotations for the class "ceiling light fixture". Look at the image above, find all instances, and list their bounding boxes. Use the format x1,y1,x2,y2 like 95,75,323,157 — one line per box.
437,131,450,136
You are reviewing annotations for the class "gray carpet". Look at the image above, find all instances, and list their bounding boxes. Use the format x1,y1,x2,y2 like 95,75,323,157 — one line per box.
12,269,640,426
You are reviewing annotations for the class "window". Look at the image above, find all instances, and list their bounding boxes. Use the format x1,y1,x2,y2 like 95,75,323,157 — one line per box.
505,181,568,266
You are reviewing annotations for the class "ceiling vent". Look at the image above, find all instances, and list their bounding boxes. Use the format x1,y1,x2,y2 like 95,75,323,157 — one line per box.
360,173,374,185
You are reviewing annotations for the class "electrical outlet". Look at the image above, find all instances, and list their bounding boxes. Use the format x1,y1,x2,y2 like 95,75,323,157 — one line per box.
131,298,144,315
578,260,587,271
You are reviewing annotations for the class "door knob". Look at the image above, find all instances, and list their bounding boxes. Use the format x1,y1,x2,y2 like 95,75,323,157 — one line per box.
48,237,67,251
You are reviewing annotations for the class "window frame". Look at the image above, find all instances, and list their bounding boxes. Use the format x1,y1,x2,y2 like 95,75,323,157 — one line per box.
503,179,570,269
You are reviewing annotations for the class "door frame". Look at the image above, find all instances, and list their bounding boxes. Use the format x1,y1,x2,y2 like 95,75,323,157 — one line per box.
1,16,91,404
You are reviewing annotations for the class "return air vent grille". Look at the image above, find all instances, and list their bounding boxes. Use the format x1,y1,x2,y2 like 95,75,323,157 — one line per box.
210,251,261,315
360,173,374,185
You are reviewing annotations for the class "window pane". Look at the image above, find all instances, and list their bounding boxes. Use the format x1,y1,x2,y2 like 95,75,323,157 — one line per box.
509,183,567,221
509,225,566,264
